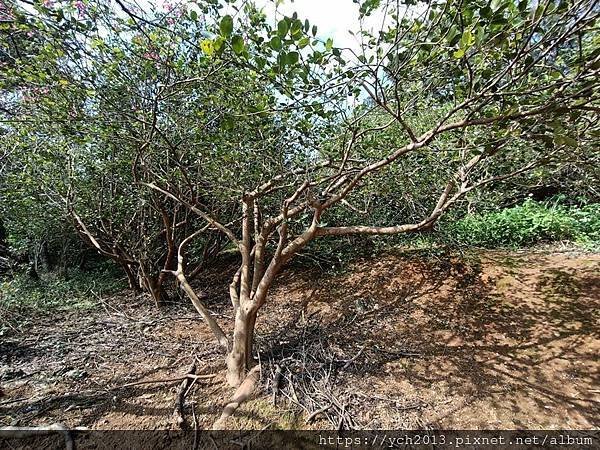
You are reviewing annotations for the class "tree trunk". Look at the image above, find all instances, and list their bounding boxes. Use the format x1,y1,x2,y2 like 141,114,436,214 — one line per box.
223,204,316,387
58,239,69,279
39,241,51,272
122,263,141,292
27,262,39,281
146,275,170,307
139,264,170,307
226,305,258,387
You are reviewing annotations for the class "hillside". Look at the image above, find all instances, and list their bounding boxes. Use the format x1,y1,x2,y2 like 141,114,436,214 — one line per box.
1,248,598,430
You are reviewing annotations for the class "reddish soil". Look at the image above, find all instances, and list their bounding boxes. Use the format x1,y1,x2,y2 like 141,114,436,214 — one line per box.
1,248,598,430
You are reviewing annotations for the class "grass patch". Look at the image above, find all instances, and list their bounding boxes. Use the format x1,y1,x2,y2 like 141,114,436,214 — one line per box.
443,200,600,249
0,263,126,314
225,397,307,430
299,200,599,274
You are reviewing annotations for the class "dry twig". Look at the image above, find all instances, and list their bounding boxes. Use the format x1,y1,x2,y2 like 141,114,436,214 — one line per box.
173,363,197,427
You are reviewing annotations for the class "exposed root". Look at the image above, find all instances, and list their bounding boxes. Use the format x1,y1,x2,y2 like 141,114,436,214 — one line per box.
212,365,261,430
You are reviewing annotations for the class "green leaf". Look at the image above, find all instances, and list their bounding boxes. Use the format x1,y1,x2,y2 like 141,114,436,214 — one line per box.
222,116,234,131
325,38,333,51
189,10,198,21
453,48,465,59
277,52,287,67
277,19,289,38
554,135,578,147
298,36,310,48
291,19,303,37
269,36,282,51
256,57,266,69
200,39,214,56
518,0,528,12
231,35,245,54
460,30,474,48
533,3,544,21
447,26,460,45
286,51,299,65
475,26,486,45
213,36,226,53
490,0,504,12
220,15,233,37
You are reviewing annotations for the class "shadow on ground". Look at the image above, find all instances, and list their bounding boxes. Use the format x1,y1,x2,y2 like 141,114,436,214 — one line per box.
253,249,600,429
1,249,598,430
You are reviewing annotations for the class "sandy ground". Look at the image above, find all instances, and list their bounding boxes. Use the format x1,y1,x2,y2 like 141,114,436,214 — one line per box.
1,248,598,430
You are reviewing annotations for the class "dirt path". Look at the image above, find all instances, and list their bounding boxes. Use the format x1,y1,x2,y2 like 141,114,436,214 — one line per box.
1,249,598,430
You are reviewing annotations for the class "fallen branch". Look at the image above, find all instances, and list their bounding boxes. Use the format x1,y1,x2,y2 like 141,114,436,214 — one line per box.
174,363,196,427
120,373,216,388
271,364,282,405
0,423,75,450
0,397,30,406
341,346,365,371
305,404,332,424
355,392,425,410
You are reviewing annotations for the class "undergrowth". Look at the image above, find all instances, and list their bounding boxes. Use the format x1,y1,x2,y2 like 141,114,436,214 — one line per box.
0,263,126,314
299,200,600,272
445,200,600,249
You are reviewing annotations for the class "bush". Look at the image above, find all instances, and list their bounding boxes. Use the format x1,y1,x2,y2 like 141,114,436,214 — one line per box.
445,200,600,248
0,263,126,313
298,201,600,270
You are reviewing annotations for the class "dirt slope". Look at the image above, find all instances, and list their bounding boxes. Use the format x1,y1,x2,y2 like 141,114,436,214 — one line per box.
1,249,598,430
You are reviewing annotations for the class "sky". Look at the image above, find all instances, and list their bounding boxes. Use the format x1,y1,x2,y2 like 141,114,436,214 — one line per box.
219,0,395,56
253,0,367,50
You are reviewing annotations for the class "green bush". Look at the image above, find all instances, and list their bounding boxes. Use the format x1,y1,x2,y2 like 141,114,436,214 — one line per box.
445,200,600,248
0,263,126,313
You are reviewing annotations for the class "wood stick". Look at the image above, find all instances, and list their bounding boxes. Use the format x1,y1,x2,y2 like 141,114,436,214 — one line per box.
192,402,199,450
305,404,332,424
341,346,365,371
174,363,196,427
272,364,282,405
120,373,215,388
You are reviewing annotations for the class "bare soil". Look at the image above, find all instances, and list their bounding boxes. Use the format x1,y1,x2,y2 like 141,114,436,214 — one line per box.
1,248,598,430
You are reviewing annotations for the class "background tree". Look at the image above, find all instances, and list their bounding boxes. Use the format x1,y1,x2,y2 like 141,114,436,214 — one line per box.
1,0,289,303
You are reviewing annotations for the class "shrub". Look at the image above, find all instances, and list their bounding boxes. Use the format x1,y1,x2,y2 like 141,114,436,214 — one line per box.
0,263,126,313
445,200,599,248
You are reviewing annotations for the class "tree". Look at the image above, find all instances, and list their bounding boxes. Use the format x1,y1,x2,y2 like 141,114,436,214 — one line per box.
1,0,285,302
148,0,599,386
3,0,598,391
